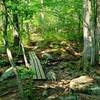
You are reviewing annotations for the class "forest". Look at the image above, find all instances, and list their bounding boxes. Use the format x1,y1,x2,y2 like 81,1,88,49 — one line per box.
0,0,100,100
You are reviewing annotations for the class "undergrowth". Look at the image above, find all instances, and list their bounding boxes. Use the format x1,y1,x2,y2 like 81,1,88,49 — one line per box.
38,32,83,49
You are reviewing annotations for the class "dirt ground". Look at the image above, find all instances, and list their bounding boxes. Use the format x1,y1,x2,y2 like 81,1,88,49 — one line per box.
0,59,100,100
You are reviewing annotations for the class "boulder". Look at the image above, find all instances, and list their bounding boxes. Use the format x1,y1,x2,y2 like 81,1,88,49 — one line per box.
69,76,94,91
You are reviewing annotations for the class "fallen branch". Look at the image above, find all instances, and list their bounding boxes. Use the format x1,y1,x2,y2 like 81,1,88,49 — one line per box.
45,55,80,66
40,46,82,57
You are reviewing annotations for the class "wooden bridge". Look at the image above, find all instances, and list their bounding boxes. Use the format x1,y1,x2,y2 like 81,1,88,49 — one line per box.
29,51,46,79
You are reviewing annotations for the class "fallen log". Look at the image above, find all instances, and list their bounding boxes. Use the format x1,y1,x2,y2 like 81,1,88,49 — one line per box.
40,46,82,57
44,55,80,66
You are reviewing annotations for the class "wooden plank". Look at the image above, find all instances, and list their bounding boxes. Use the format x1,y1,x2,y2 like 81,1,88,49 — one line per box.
31,52,42,79
29,59,37,79
32,52,44,79
29,51,46,79
32,52,46,79
29,52,37,79
30,52,41,79
29,52,41,79
29,52,36,79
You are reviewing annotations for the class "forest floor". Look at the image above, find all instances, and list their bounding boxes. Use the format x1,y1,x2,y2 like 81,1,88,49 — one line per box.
0,54,100,100
0,34,100,100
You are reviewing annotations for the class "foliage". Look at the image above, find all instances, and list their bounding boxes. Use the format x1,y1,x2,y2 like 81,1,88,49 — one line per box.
18,67,35,79
46,70,56,81
0,59,9,67
0,0,83,46
0,0,100,99
38,32,83,49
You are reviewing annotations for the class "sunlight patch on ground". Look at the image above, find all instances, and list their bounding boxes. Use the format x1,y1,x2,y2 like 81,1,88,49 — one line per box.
30,34,43,42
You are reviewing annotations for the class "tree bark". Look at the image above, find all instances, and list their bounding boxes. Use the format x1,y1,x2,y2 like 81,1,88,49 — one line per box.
12,0,20,46
2,0,8,49
96,0,100,64
2,0,24,99
83,0,92,67
25,0,31,43
40,0,45,33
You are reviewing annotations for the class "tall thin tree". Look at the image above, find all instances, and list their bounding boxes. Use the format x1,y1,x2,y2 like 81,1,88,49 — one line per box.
95,0,100,65
2,0,8,49
83,0,92,67
12,0,20,46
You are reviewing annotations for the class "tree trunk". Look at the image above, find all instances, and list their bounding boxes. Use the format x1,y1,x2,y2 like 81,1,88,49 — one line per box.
21,43,29,68
2,0,8,49
25,0,31,43
83,0,92,67
78,12,81,34
96,0,100,64
2,0,24,99
40,0,45,33
12,0,20,46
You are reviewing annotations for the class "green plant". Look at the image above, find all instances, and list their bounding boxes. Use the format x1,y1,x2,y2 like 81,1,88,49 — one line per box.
38,32,83,49
18,67,34,79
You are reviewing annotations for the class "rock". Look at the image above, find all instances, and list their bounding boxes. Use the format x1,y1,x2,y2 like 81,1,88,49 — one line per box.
42,90,48,97
69,76,94,91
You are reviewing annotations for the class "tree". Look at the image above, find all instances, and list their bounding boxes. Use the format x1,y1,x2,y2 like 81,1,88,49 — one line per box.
12,0,20,46
83,0,92,67
2,0,8,49
83,0,100,67
40,0,45,33
95,0,100,64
